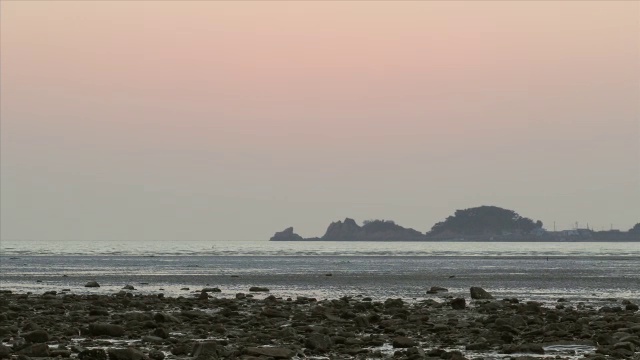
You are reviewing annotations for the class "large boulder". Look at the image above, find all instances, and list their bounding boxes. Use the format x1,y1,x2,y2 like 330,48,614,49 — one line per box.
270,227,304,241
470,287,494,299
84,281,100,288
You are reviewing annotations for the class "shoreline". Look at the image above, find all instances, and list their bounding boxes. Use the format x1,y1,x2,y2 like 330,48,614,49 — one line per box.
1,289,638,360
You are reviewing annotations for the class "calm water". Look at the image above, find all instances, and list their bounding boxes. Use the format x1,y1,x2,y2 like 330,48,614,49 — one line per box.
1,240,638,304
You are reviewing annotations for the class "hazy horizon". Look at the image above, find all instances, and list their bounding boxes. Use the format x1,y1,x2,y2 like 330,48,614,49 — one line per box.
1,1,639,241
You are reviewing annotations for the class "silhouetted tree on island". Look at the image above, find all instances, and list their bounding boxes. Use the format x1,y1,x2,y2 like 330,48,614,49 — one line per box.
427,206,542,237
630,223,640,234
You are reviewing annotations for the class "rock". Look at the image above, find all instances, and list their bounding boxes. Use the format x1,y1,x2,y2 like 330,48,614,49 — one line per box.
141,336,164,344
305,333,333,351
202,287,221,293
198,292,209,300
88,323,125,337
249,287,269,292
18,344,49,358
466,342,489,351
384,298,404,308
84,281,100,288
170,344,190,356
191,342,224,360
625,303,639,311
89,308,109,316
0,327,14,337
153,312,180,323
432,324,449,332
406,347,425,358
470,287,494,299
23,330,49,343
78,349,107,360
0,345,11,359
180,310,208,319
451,298,466,310
107,348,144,360
49,350,71,358
392,336,417,348
353,316,370,328
261,308,290,318
270,227,304,241
153,328,169,339
427,286,448,294
246,347,295,359
148,349,164,360
122,285,135,290
503,343,544,354
148,350,164,360
613,341,635,352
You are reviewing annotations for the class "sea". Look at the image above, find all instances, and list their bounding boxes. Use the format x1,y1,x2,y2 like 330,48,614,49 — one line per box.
1,240,639,305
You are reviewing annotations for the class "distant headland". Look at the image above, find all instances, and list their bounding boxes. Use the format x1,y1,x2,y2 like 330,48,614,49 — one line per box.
270,205,640,242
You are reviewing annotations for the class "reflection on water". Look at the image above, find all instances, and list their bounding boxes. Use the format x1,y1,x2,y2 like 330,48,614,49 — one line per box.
1,240,639,257
1,252,639,304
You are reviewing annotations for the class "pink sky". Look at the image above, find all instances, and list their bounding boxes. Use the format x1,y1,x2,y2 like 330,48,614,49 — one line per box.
1,1,638,240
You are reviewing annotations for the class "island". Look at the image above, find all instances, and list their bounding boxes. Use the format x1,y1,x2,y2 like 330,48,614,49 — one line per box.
269,205,640,242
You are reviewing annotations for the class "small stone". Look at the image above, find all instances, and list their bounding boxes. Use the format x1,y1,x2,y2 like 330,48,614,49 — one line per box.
84,281,100,288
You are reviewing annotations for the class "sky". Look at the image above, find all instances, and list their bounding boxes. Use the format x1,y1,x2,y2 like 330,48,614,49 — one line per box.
1,1,639,241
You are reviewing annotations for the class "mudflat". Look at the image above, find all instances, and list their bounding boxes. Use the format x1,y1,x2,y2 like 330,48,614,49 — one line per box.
0,288,639,360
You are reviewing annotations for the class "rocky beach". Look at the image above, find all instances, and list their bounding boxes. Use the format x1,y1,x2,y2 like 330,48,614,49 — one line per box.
1,285,639,360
